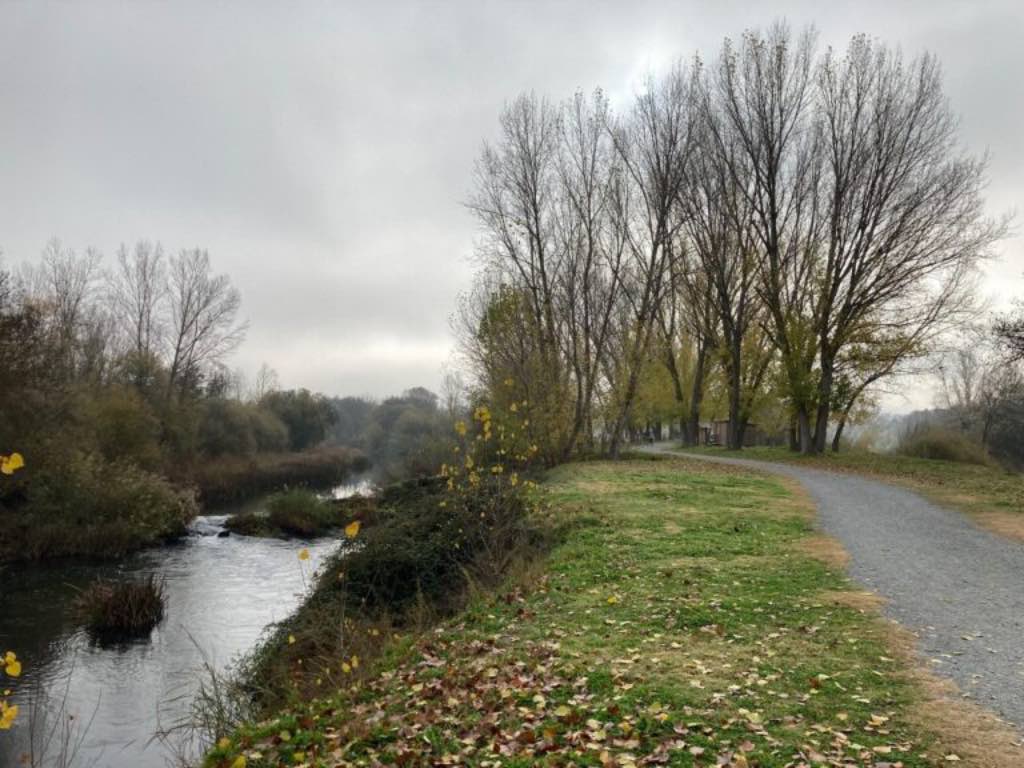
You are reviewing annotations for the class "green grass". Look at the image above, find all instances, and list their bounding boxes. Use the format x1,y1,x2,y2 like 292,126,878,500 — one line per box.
683,445,1024,525
205,458,949,767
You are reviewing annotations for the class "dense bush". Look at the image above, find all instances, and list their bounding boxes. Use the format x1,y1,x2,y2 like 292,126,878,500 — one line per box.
265,489,331,537
74,575,166,640
199,399,258,457
896,426,995,466
260,389,337,451
0,453,198,561
248,407,290,453
199,399,292,458
87,386,163,470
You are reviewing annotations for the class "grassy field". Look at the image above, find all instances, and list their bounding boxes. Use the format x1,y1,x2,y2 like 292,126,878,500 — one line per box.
683,445,1024,541
205,457,1013,767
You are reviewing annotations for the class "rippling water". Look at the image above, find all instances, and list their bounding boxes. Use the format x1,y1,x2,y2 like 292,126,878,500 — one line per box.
0,478,368,768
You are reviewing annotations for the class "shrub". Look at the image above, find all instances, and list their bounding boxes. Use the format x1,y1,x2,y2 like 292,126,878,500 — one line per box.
87,386,162,470
199,399,257,457
0,452,197,561
896,426,995,466
266,489,331,537
248,407,290,453
74,575,166,640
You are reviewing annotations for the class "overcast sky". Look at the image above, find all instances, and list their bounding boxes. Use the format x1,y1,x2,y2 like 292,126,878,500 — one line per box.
0,1,1021,409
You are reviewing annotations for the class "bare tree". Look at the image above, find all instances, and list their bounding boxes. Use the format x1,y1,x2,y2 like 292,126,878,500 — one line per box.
995,301,1024,363
24,238,105,379
554,90,627,456
711,24,824,452
466,91,628,461
654,245,715,446
679,80,768,449
606,66,696,457
712,26,1004,453
108,240,167,388
165,249,246,400
251,362,280,401
806,36,1005,452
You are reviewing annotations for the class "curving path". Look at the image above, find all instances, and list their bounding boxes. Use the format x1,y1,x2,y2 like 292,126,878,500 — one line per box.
644,443,1024,730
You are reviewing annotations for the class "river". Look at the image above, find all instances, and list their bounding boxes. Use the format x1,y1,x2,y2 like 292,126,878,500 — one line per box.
0,476,372,768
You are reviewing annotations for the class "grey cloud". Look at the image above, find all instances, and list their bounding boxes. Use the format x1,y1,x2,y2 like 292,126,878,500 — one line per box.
0,0,1020,401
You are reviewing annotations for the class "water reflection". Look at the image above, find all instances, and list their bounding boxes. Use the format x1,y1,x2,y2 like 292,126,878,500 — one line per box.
0,477,370,768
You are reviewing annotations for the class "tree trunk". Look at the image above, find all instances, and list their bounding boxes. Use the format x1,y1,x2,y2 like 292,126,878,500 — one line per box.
831,400,856,452
797,408,814,455
726,338,743,450
831,418,846,452
788,420,799,452
685,340,708,447
811,353,835,454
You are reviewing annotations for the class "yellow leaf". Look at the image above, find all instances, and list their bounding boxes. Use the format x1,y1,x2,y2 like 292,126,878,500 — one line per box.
230,756,246,768
3,652,20,678
297,548,310,561
217,737,232,749
350,655,359,669
344,520,361,539
0,452,24,475
606,595,619,605
288,635,296,645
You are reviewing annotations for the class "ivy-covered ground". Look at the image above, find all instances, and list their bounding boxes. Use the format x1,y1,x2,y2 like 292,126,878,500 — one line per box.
205,457,970,767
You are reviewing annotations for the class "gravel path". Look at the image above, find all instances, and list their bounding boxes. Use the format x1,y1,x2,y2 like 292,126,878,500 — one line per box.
645,443,1024,730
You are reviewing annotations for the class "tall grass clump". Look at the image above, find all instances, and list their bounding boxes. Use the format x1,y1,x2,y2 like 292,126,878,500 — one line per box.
74,574,166,640
265,488,331,536
896,425,996,466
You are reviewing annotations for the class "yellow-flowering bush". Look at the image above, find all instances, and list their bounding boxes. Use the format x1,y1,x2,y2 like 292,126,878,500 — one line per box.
440,398,542,581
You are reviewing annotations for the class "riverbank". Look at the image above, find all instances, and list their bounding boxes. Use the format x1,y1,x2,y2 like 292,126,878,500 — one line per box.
0,445,369,563
205,456,1018,767
682,445,1024,542
182,445,370,506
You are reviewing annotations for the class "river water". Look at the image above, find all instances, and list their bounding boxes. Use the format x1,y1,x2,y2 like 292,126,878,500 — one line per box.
0,477,371,768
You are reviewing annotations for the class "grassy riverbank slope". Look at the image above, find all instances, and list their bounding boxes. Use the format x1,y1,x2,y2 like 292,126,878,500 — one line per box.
683,445,1024,542
206,456,1015,767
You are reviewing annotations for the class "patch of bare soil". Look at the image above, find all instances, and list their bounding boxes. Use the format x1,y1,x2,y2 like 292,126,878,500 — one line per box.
971,511,1024,544
798,533,851,569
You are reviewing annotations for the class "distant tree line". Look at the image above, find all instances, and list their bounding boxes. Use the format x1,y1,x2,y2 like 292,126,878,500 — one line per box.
459,24,1006,459
328,386,456,483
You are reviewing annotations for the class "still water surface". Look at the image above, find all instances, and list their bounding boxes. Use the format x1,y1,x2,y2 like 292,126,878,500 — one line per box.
0,478,370,768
